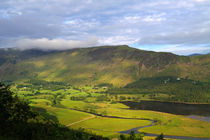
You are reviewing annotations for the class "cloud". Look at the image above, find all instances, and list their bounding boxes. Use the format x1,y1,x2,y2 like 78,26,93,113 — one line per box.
156,45,210,55
0,0,210,54
12,37,99,50
138,29,210,45
136,44,210,55
0,13,61,38
142,13,166,23
99,36,138,45
195,0,210,2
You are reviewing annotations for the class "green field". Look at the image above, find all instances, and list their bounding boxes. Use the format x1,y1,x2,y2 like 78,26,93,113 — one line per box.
70,117,150,136
11,82,210,140
32,104,92,125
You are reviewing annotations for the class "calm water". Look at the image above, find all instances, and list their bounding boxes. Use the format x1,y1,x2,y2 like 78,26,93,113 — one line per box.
122,100,210,117
119,119,210,140
121,100,210,139
187,115,210,122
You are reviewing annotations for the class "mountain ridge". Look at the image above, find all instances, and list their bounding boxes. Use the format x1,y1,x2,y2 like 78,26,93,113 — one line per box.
0,45,209,86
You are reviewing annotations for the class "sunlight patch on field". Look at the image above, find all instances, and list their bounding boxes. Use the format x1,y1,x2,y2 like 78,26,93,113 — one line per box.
70,116,151,136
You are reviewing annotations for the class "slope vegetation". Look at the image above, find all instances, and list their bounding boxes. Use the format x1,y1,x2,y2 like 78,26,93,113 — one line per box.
0,45,209,86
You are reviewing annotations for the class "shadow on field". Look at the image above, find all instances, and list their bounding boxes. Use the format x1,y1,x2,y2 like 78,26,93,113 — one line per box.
32,106,59,123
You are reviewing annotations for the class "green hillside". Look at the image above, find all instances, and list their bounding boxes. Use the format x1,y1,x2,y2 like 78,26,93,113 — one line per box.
1,45,209,139
110,76,210,103
0,45,209,87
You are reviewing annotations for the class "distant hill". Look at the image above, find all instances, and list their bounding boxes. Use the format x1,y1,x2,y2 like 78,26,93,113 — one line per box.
0,45,209,86
188,53,202,56
188,53,210,56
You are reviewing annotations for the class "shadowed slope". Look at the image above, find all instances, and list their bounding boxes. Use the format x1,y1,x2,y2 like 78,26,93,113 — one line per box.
0,45,209,86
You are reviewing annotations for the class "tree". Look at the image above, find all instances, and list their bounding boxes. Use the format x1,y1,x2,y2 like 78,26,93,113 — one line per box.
155,133,165,140
129,131,136,140
0,82,35,136
119,96,126,101
101,110,107,116
0,82,110,140
120,134,126,140
0,82,13,130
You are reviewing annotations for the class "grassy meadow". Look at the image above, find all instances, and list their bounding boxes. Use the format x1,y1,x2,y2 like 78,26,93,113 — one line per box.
11,81,210,140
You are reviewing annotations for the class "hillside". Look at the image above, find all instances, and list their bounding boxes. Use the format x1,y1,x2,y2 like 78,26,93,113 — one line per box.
108,76,210,103
0,45,209,87
0,82,109,140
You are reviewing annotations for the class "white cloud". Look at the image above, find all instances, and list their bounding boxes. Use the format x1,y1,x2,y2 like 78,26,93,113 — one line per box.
194,0,210,2
62,18,100,32
155,45,210,55
0,0,210,54
136,44,210,55
12,37,99,50
138,29,210,45
99,36,138,45
122,16,141,23
143,14,166,23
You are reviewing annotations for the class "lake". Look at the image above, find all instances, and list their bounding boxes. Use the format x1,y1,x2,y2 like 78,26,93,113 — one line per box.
122,100,210,117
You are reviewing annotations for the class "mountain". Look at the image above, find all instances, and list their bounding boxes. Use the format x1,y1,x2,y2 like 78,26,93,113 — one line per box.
188,53,210,56
188,53,202,56
0,45,209,87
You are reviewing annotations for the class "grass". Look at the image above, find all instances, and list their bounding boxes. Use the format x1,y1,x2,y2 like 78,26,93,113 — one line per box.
60,96,210,138
141,117,210,138
103,107,210,138
13,84,210,139
2,46,210,87
31,103,92,125
30,99,51,105
70,116,151,137
61,96,89,109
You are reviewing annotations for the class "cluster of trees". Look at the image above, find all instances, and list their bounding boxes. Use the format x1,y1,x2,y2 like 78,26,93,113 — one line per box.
96,95,110,102
94,83,113,88
83,105,98,114
119,132,165,140
109,76,210,103
0,82,109,140
70,96,86,101
119,131,143,140
25,79,70,91
94,94,141,103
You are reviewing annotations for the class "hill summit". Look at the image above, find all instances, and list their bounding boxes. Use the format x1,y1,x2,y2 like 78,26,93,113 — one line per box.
0,45,209,86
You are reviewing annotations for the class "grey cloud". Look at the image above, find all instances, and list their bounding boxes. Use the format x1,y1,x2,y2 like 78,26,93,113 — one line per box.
0,14,61,38
138,29,210,45
0,0,210,54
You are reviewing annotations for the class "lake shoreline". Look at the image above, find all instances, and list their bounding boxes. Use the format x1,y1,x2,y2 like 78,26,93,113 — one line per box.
121,100,210,116
119,120,210,140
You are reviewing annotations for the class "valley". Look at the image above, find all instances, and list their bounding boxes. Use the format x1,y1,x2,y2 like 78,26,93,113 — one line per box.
10,79,210,140
1,46,210,140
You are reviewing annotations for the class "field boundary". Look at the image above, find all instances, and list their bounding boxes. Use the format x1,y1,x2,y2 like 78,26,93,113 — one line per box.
66,114,95,126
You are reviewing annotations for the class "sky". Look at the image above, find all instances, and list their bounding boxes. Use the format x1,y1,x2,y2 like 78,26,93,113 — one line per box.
0,0,210,55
